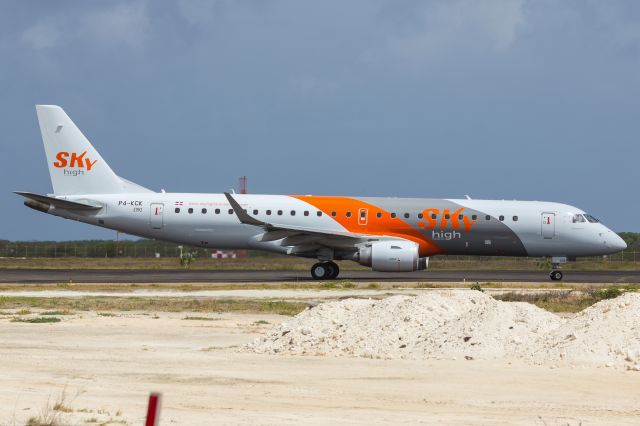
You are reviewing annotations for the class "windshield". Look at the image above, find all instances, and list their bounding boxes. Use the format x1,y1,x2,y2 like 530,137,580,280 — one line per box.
584,214,599,223
572,214,586,223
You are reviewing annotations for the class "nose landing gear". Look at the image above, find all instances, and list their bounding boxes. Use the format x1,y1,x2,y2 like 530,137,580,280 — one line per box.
549,270,563,281
549,256,567,281
311,261,340,280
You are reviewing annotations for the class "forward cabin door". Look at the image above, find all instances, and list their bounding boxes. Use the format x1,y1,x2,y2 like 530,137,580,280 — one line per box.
150,203,164,229
541,212,555,239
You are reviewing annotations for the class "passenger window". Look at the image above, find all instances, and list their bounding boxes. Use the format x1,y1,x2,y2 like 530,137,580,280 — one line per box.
228,209,233,214
266,210,271,215
499,215,504,221
331,211,336,217
175,208,180,213
215,208,220,214
291,210,296,216
391,213,396,218
277,210,283,216
376,212,382,218
188,208,193,214
360,210,366,218
253,209,258,215
485,215,491,220
431,214,437,219
418,213,423,219
472,214,477,220
346,212,352,218
304,211,309,216
404,213,410,219
512,216,518,221
445,214,450,220
202,208,207,214
458,214,463,220
317,211,322,217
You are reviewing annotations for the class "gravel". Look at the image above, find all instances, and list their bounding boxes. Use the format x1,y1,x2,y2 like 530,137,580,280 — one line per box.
247,290,640,369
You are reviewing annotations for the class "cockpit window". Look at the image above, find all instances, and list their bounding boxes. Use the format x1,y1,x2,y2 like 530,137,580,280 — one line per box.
572,214,586,223
584,214,599,223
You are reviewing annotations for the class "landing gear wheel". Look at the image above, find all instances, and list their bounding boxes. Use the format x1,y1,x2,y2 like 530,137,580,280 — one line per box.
325,261,340,279
550,270,563,281
311,262,330,280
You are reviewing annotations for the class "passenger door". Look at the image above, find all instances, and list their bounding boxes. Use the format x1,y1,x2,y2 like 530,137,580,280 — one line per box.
541,212,555,239
150,203,164,229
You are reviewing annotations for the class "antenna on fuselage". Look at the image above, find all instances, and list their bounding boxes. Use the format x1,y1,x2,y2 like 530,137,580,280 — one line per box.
465,195,472,200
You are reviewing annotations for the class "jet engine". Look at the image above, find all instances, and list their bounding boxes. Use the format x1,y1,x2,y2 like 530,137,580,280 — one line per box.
354,240,428,272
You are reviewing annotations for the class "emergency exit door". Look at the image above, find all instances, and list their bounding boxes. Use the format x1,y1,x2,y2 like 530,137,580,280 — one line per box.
358,208,368,225
150,203,164,229
541,212,555,239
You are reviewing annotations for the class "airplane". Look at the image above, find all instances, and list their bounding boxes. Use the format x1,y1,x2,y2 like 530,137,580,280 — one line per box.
15,105,627,281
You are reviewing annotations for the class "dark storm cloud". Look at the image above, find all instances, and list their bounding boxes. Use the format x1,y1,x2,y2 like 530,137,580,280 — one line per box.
1,0,639,239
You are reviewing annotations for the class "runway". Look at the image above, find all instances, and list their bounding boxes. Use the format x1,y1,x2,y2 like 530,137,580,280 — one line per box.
1,269,639,284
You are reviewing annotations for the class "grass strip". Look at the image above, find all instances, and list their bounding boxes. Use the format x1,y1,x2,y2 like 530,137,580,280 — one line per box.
493,289,626,313
0,296,307,316
11,316,61,323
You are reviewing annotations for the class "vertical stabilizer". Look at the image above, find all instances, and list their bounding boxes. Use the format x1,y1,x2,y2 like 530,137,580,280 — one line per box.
36,105,150,195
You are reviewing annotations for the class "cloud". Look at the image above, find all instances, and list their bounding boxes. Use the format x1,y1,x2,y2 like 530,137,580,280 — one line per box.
21,1,150,50
289,76,338,98
83,2,150,47
176,0,222,26
21,19,63,50
362,0,527,69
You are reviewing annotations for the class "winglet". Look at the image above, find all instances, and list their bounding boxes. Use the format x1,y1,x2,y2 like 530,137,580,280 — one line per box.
224,192,266,226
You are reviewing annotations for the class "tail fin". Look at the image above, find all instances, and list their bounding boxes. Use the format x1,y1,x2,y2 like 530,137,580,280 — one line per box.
36,105,152,195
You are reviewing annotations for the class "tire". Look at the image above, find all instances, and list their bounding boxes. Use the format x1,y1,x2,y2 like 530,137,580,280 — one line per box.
311,262,330,280
326,261,340,279
549,270,563,281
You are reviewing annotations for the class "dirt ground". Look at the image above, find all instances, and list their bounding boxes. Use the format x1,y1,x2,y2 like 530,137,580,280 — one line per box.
1,310,639,425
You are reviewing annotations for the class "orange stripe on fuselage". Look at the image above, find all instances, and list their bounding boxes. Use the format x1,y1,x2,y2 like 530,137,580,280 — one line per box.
290,195,445,257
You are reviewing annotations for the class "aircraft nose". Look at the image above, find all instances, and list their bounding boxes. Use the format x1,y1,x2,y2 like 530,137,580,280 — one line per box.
609,232,627,252
612,234,627,251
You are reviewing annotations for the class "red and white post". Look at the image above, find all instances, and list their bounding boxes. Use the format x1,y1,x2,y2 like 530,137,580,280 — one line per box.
145,392,162,426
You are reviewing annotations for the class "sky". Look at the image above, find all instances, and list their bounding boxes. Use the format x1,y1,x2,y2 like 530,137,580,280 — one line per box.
1,0,639,241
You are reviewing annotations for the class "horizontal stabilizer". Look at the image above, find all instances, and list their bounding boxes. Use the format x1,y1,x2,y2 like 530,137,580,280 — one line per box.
14,191,102,211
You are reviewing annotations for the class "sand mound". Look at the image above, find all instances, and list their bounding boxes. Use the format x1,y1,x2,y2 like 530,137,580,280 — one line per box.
535,292,640,369
249,291,561,360
248,291,640,369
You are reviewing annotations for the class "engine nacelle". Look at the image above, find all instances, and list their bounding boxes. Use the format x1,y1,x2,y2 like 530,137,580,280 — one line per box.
354,240,428,272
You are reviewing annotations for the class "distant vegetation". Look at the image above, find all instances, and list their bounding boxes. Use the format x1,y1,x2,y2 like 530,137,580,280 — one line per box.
1,232,638,258
0,233,638,271
619,232,640,251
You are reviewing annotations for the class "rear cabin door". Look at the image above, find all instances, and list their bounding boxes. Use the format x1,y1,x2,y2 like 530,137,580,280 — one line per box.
541,212,555,239
150,203,164,229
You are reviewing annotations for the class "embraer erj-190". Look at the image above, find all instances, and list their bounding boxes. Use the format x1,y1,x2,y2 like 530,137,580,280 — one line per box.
16,105,627,281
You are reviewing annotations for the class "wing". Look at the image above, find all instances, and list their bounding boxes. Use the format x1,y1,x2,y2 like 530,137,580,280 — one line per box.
224,192,399,257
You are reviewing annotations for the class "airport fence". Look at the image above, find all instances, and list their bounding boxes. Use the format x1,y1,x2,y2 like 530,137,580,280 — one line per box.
0,239,639,263
0,240,198,258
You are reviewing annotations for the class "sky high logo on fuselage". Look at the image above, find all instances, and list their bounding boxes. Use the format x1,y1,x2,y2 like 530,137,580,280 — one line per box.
53,151,97,176
417,207,477,240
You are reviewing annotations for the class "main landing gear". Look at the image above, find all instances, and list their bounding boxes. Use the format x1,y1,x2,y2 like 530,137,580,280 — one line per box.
311,261,340,280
